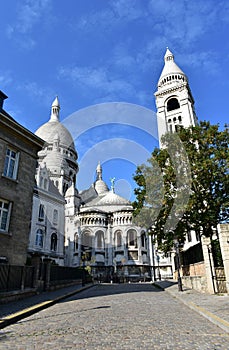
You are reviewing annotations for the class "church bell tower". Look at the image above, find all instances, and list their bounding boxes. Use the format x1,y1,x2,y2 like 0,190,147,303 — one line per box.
155,48,197,146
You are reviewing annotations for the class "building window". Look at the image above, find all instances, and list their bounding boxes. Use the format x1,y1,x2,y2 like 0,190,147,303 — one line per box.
81,231,92,251
167,98,180,112
0,199,11,232
44,178,48,190
127,229,138,248
39,177,43,188
74,233,78,251
81,231,92,261
53,209,58,224
35,229,44,248
115,230,122,247
141,232,146,248
96,231,104,249
50,232,57,251
3,148,19,179
38,204,45,221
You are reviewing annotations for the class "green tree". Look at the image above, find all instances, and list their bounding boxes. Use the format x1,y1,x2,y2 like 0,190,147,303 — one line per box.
132,121,229,252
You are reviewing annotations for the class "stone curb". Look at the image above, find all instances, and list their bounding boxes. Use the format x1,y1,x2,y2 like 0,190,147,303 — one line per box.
0,283,95,330
153,282,229,334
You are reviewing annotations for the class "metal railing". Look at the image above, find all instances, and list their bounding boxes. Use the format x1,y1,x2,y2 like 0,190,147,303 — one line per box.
0,264,34,292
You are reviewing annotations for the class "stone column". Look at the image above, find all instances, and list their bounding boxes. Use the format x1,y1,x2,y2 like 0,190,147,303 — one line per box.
201,236,215,294
218,224,229,294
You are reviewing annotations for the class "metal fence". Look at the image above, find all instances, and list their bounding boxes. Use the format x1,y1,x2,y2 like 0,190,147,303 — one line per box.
0,263,86,294
0,264,34,292
49,265,83,284
180,243,204,266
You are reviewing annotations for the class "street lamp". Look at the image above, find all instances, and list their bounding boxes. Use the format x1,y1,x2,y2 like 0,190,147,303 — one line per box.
174,238,183,292
156,254,161,281
148,226,156,282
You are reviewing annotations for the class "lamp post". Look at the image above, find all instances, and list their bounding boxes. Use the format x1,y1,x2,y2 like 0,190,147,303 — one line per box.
156,254,161,281
174,238,183,292
148,226,156,282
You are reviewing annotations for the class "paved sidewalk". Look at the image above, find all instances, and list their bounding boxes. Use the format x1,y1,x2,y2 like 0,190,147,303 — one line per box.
154,280,229,333
0,283,95,329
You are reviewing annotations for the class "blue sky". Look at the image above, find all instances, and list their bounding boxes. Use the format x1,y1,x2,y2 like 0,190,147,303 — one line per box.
1,0,229,199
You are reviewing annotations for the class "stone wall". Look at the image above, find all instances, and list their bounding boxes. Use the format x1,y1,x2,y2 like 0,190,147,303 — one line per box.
182,261,205,277
181,261,207,293
0,111,44,265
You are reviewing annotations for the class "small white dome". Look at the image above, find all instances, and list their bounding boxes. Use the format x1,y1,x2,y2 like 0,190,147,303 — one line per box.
95,179,109,195
97,191,130,206
158,48,187,85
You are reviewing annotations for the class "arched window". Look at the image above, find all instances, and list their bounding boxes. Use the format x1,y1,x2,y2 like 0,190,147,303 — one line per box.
141,232,146,248
38,204,45,221
50,232,57,251
95,231,104,249
74,233,78,251
115,230,122,247
127,229,138,248
167,98,180,112
39,177,43,188
81,231,92,262
44,178,48,190
53,209,58,224
81,231,92,251
35,229,44,247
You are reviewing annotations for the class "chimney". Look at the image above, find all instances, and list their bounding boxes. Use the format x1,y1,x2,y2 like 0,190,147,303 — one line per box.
0,90,8,109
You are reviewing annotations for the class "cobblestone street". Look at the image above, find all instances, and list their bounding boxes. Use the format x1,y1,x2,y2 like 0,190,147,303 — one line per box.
0,283,228,349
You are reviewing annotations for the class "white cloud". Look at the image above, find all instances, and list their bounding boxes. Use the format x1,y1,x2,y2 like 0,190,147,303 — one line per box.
6,0,51,49
16,81,55,106
0,72,13,88
59,65,135,101
76,0,146,32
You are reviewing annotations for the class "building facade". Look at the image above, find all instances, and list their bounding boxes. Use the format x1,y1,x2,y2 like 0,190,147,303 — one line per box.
28,97,151,280
65,162,151,282
27,48,200,280
0,91,44,265
28,98,79,266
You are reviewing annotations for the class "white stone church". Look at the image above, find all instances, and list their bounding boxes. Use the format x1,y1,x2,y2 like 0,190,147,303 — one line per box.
27,48,198,281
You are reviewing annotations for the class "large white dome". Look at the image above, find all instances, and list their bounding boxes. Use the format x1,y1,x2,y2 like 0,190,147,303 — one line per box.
35,97,76,153
36,120,76,152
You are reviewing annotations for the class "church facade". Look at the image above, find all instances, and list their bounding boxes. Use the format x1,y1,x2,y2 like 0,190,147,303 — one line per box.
65,162,150,282
28,48,198,280
28,98,151,281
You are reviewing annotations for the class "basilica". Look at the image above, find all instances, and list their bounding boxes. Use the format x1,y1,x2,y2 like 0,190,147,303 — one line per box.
27,48,197,281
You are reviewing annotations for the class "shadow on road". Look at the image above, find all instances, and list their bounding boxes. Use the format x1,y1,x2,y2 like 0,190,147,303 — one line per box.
60,282,165,303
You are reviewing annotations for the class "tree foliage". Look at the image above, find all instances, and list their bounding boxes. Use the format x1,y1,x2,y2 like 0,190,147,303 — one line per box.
132,121,229,252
